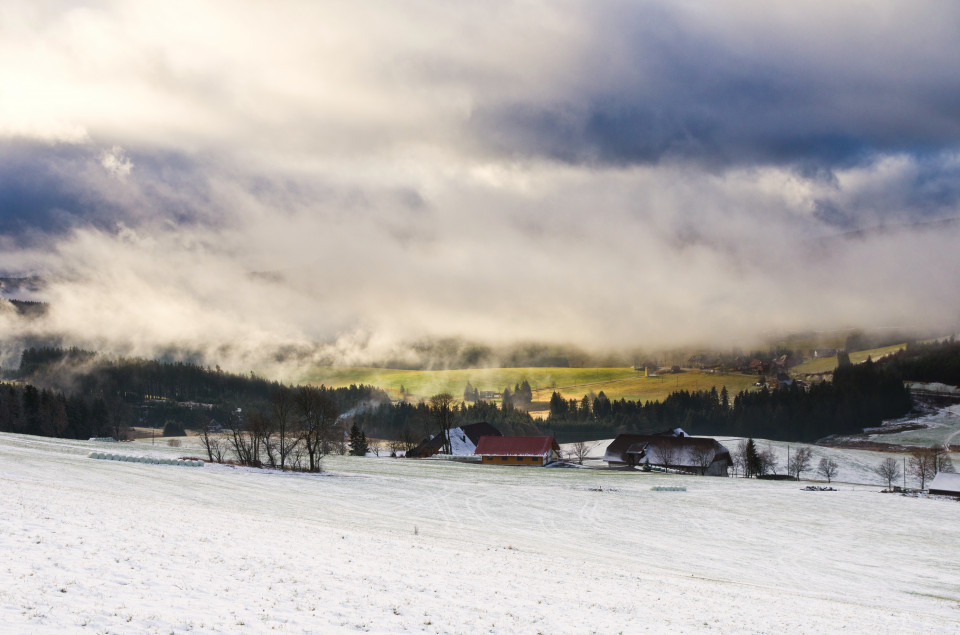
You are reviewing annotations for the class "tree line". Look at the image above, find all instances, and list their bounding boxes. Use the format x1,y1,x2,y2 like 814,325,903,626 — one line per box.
541,359,911,443
882,338,960,386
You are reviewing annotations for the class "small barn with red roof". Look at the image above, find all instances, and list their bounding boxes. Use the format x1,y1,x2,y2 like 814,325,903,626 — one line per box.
474,436,561,466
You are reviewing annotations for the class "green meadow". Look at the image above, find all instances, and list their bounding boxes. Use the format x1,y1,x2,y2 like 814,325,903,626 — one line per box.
791,343,907,375
297,366,762,413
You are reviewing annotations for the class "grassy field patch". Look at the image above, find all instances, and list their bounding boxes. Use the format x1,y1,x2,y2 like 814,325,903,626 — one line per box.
792,343,907,375
297,366,760,406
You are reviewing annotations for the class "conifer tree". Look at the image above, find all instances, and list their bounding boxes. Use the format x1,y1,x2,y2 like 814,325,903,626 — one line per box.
745,438,762,477
349,421,368,456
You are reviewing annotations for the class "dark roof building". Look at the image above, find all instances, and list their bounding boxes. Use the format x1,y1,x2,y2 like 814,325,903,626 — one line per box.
474,435,561,466
604,431,731,476
406,422,502,458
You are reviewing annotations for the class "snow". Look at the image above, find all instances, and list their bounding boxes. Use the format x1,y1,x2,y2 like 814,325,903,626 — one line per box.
908,382,960,395
863,403,960,447
446,428,477,455
930,472,960,494
3,432,960,633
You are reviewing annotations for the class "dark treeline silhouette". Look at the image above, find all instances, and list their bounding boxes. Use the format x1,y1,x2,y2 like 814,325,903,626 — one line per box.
0,347,389,442
881,338,960,386
542,359,911,443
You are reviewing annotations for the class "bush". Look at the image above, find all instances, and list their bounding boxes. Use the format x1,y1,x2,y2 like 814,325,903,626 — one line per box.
162,420,186,437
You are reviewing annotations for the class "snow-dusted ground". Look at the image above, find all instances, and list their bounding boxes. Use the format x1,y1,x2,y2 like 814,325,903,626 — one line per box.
863,403,960,447
561,437,960,487
3,432,960,634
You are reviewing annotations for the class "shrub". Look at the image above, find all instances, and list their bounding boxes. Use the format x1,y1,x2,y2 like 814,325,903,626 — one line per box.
162,420,186,437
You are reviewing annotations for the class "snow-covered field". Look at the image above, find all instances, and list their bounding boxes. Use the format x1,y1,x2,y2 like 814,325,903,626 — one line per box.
3,433,960,633
863,403,960,447
561,437,960,487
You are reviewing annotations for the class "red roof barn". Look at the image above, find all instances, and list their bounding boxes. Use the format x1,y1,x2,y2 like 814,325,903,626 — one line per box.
474,436,561,466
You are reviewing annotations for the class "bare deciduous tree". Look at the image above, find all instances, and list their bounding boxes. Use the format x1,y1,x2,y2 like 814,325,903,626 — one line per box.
399,426,418,453
229,411,268,467
758,444,779,476
429,393,455,455
690,444,714,475
369,438,389,457
197,420,220,463
198,421,229,463
731,439,748,477
817,457,839,483
909,449,936,489
208,433,227,463
874,457,901,489
270,386,298,470
788,447,814,481
568,440,598,465
933,445,955,475
294,386,339,472
651,441,679,471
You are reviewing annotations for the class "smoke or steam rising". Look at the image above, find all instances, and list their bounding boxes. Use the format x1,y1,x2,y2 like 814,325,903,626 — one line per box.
0,1,959,374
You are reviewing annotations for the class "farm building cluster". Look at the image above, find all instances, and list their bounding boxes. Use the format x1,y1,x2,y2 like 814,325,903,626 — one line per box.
408,424,733,475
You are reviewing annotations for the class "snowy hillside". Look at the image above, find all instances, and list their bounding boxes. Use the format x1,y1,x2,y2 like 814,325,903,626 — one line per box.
3,432,960,633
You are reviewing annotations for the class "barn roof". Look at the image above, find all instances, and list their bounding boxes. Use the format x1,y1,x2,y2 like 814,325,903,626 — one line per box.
406,422,502,457
602,429,688,462
929,472,960,495
604,433,731,466
474,436,558,457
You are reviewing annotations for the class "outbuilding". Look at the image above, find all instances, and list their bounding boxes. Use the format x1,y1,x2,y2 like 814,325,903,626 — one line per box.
929,472,960,497
474,436,561,466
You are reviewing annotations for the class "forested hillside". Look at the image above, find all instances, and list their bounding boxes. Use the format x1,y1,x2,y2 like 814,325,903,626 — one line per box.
0,348,388,442
9,340,960,447
881,339,960,386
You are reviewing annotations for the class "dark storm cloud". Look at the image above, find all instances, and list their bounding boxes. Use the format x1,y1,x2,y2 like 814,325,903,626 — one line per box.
470,2,960,170
0,143,107,237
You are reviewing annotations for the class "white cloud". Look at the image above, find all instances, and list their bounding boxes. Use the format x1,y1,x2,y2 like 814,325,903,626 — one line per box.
100,145,132,177
0,1,958,367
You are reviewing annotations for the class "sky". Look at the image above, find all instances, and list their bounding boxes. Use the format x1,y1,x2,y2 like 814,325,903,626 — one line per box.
1,1,959,371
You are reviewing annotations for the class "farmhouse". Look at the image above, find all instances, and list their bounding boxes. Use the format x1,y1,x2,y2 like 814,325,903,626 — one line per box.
604,431,732,476
474,436,562,466
929,472,960,497
406,422,502,458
